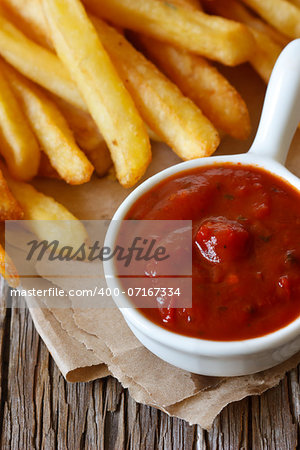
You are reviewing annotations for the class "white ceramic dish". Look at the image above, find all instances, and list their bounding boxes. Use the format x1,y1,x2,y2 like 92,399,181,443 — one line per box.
104,40,300,376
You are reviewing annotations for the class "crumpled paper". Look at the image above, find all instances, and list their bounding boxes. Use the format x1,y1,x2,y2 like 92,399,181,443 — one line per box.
21,64,300,429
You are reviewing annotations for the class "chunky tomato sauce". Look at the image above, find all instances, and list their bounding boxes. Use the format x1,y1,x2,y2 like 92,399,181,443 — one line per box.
125,164,300,341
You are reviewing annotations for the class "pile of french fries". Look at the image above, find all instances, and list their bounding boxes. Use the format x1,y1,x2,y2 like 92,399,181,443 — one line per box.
0,0,299,286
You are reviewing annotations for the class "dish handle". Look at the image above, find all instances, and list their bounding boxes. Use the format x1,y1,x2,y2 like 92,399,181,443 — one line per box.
249,39,300,165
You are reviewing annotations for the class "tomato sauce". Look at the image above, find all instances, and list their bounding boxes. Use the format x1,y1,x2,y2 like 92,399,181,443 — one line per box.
124,164,300,341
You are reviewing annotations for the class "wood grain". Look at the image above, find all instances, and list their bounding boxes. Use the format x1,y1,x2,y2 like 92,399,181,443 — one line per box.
0,279,299,449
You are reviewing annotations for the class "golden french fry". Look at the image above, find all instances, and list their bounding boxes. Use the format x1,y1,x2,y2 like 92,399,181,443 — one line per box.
0,168,23,220
248,29,283,83
240,0,300,38
3,165,88,248
0,243,19,287
166,0,203,10
91,17,220,159
0,12,85,110
150,0,250,139
0,62,40,180
223,0,289,46
203,0,283,83
1,0,53,49
51,97,113,177
250,24,288,49
206,0,298,130
202,0,289,46
2,63,94,185
140,36,250,140
83,0,255,66
42,0,151,188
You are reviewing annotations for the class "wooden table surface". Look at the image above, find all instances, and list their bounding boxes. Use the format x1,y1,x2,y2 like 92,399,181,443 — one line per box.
0,280,299,449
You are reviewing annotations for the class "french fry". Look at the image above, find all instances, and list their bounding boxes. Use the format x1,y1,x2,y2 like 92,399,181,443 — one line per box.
147,0,250,139
3,0,203,29
2,62,94,185
91,17,220,159
0,168,23,220
0,243,19,287
224,0,289,46
240,0,300,38
0,12,86,110
0,63,40,180
203,0,283,83
51,97,113,177
139,36,250,139
1,0,53,49
2,165,88,249
165,0,203,10
83,0,255,66
42,0,151,188
202,0,289,46
248,29,283,84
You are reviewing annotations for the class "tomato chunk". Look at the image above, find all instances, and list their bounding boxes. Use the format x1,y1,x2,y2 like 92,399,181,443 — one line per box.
195,217,250,264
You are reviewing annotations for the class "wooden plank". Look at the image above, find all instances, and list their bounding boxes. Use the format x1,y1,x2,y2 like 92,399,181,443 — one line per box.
251,378,298,450
0,278,10,445
287,367,300,427
0,278,5,414
206,398,250,449
0,285,299,449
